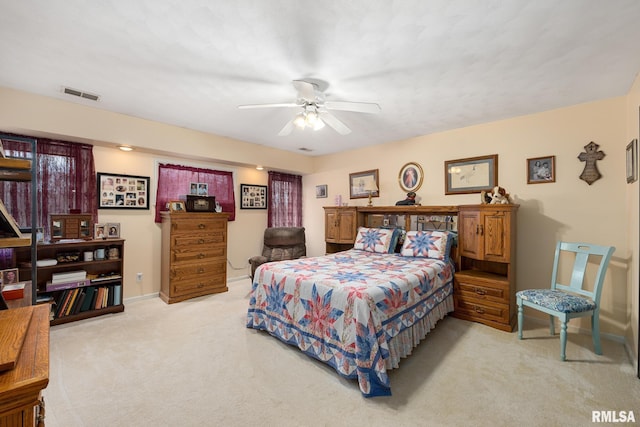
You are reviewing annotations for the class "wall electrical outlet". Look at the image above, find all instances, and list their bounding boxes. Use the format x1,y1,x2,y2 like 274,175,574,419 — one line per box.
136,272,143,283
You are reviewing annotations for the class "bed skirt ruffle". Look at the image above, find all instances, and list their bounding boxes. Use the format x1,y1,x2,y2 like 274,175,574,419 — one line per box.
385,294,454,370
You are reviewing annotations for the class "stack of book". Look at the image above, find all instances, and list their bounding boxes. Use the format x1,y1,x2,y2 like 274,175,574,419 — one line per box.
46,270,89,292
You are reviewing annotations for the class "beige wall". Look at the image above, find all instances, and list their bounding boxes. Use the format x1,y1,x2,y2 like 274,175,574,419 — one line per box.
1,83,637,366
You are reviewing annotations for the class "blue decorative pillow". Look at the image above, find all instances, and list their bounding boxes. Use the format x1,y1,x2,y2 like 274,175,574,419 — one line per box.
353,227,395,253
400,230,452,260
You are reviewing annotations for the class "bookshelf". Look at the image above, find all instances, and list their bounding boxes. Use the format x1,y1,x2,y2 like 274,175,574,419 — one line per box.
14,239,125,325
0,134,38,306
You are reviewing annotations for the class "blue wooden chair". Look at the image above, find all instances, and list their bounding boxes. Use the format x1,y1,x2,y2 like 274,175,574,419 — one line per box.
516,241,615,361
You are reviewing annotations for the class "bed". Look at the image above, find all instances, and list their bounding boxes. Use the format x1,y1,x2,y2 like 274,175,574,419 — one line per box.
246,227,456,397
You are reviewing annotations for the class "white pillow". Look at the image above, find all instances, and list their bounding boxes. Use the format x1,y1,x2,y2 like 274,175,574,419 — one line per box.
353,227,395,254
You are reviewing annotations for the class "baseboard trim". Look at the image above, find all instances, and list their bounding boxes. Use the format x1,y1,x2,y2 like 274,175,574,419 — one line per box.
522,314,626,344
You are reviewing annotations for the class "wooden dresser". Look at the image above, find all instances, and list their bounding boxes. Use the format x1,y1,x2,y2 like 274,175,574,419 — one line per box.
453,204,518,332
0,305,49,426
160,212,229,304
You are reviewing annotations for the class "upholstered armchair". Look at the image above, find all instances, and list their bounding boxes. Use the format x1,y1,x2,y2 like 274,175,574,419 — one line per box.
249,227,306,280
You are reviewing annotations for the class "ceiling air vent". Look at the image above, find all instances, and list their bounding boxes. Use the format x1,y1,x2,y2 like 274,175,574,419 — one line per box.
298,147,313,152
62,86,100,101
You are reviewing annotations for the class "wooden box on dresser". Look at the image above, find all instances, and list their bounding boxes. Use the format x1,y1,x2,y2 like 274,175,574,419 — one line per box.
453,204,519,332
323,206,358,253
15,239,125,326
160,212,229,304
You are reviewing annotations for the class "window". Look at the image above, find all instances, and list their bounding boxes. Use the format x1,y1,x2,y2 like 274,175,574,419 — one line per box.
0,134,97,242
155,163,235,222
268,171,302,227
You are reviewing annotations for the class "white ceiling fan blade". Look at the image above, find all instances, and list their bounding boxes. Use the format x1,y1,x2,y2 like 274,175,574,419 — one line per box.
292,80,317,102
278,119,295,136
319,112,351,135
238,102,299,109
324,101,381,114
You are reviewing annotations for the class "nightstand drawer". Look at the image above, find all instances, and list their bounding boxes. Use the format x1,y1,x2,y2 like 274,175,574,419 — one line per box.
455,278,508,304
454,297,510,325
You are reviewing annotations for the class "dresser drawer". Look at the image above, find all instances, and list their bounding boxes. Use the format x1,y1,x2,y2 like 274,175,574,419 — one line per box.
454,297,510,325
171,217,226,234
171,246,226,263
170,259,226,280
172,232,226,247
170,274,227,297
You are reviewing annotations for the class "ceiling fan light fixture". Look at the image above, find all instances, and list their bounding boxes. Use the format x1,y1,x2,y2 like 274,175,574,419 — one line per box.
312,118,325,130
293,113,306,128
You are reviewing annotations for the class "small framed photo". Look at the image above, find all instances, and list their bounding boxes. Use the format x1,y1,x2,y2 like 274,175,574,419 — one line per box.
626,139,637,183
240,184,267,209
94,223,106,239
189,182,198,195
527,155,556,184
316,184,328,198
169,200,186,212
107,223,121,238
1,268,19,285
399,162,424,192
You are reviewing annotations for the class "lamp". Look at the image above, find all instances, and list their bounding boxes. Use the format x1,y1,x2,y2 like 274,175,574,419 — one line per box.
363,180,378,207
293,105,325,131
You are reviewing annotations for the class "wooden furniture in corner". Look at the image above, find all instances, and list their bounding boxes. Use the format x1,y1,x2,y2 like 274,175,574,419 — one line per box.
0,305,49,427
453,204,519,332
160,212,229,303
323,207,358,253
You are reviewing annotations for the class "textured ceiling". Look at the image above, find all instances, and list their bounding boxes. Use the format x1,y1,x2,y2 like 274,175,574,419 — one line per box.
1,1,640,156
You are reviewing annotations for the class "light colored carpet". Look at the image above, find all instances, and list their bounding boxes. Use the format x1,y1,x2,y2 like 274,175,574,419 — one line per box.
44,278,640,427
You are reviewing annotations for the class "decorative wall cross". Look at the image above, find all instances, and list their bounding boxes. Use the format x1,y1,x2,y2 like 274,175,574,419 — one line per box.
578,141,605,185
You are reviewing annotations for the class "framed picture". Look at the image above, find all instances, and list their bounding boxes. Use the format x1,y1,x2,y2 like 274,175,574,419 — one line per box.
398,162,424,192
97,172,150,209
316,184,328,198
240,184,267,209
527,155,556,184
349,169,379,199
106,223,121,238
169,200,186,212
626,139,637,183
0,268,18,285
444,154,498,195
94,223,106,239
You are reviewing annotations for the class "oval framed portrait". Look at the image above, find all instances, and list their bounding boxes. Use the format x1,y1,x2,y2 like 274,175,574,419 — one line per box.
398,162,423,192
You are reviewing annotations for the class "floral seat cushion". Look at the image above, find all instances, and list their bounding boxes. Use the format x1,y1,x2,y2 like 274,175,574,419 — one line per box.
516,289,596,313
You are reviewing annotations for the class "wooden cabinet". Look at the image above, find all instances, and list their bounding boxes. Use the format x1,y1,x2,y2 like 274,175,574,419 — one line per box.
15,239,126,325
0,305,49,426
50,213,92,242
323,207,358,253
160,212,229,303
453,204,518,332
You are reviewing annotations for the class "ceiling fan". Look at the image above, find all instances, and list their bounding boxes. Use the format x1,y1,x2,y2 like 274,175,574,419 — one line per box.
238,80,381,136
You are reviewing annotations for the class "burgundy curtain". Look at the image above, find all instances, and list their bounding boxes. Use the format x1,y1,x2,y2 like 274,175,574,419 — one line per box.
0,134,97,242
155,163,235,222
267,171,302,227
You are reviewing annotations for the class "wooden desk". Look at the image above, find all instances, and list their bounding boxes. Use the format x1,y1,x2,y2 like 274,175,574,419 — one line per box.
0,305,49,426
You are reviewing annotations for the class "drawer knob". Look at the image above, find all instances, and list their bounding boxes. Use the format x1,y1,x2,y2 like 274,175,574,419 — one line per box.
474,288,486,296
197,267,205,273
197,283,204,288
474,306,485,314
198,238,205,244
198,223,206,229
197,253,205,259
